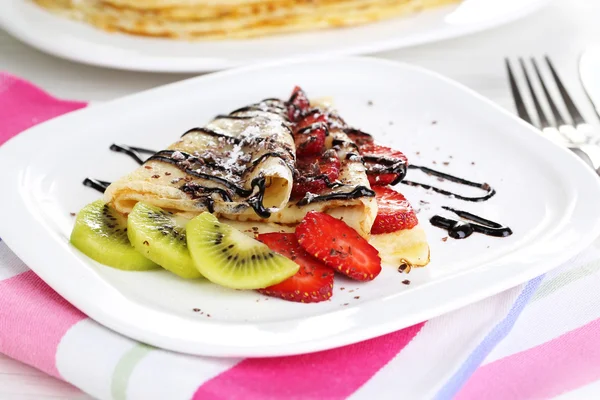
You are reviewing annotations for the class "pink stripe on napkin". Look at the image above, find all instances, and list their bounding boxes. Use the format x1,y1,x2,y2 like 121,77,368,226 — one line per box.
193,322,424,400
0,271,87,378
0,73,86,146
456,317,600,400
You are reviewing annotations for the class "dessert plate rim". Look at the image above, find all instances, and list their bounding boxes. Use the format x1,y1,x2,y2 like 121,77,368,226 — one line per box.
0,0,551,73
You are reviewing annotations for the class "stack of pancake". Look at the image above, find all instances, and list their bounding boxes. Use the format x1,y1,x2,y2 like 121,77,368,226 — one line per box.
34,0,460,40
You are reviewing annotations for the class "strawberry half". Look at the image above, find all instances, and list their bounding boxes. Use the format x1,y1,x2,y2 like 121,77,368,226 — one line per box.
287,86,310,121
296,212,382,281
360,143,408,186
294,112,328,156
257,233,334,303
371,186,418,234
292,150,341,198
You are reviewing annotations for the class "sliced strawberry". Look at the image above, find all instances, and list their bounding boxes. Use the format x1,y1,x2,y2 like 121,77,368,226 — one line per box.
296,212,382,281
287,86,310,121
361,143,408,164
296,110,327,130
257,233,334,303
360,143,408,186
367,173,398,186
292,150,341,198
345,128,374,147
295,129,326,156
294,111,328,156
371,186,418,234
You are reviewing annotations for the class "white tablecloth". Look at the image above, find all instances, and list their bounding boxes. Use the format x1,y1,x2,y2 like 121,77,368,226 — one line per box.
0,0,598,397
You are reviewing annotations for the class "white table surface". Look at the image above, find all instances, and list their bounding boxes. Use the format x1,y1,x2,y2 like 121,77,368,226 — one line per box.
0,0,598,398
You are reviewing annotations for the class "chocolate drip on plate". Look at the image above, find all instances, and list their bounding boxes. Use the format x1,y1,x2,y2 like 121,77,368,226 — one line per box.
83,178,111,194
430,206,512,239
110,144,156,165
403,165,495,202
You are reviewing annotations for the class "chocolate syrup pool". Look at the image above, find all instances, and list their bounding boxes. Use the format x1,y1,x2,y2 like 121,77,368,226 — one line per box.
430,207,512,240
403,165,512,240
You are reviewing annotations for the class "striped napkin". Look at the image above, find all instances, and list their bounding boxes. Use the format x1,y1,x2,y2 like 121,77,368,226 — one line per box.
2,72,600,400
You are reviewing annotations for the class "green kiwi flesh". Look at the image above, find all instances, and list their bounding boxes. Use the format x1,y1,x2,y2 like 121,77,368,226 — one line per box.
186,212,299,289
70,200,158,271
127,202,201,279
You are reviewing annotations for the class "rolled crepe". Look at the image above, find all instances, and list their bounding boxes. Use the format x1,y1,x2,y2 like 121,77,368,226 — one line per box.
105,95,377,236
226,110,378,237
104,99,295,218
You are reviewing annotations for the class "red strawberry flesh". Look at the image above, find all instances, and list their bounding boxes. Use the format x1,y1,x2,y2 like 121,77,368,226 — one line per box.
361,143,408,186
287,86,310,121
292,151,341,198
371,186,418,234
296,212,382,281
257,233,334,303
294,111,328,156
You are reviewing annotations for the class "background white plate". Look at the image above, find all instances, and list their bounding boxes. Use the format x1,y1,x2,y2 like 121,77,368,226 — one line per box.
1,57,599,358
0,0,550,73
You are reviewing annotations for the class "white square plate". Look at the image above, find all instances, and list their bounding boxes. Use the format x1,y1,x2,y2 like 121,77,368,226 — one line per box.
1,57,599,357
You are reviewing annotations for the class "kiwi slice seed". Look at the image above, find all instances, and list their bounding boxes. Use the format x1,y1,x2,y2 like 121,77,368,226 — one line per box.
127,202,201,279
70,200,158,271
186,212,299,289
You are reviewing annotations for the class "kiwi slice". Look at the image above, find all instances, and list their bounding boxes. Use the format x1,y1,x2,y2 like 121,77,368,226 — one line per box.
186,212,299,289
70,200,158,271
127,202,201,279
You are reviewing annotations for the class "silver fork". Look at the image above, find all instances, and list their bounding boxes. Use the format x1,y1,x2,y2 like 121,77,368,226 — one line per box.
506,56,600,173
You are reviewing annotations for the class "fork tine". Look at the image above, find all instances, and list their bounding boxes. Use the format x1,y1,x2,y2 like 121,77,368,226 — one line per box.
519,58,550,128
545,55,586,125
505,58,532,124
531,58,566,126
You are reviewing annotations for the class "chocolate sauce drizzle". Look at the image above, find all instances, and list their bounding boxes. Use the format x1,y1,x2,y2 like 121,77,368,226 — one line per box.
334,133,408,185
95,124,296,218
213,114,255,121
230,99,287,117
296,186,375,206
180,183,233,214
403,165,495,202
246,177,270,218
364,155,407,185
332,139,359,152
181,127,239,141
110,144,156,165
83,178,111,193
430,206,512,239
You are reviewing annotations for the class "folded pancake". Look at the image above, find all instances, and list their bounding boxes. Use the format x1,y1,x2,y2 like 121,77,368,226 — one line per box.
104,91,378,236
34,0,460,40
239,119,378,237
103,87,427,267
104,99,295,218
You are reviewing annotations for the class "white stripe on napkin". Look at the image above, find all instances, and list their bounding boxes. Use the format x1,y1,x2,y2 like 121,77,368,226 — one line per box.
0,242,30,280
349,284,522,400
56,319,137,400
485,251,600,364
127,349,240,400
